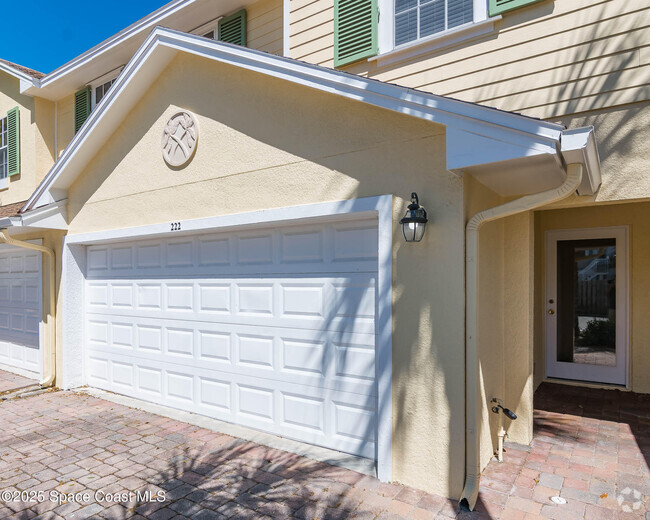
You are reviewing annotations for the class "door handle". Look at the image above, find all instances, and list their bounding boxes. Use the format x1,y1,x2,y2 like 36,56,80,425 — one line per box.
547,309,555,315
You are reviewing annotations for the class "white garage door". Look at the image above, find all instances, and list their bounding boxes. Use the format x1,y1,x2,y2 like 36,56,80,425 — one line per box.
85,218,379,458
0,245,42,375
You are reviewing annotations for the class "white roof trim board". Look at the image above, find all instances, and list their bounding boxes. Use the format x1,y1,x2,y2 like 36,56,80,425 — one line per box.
0,61,41,84
23,26,600,212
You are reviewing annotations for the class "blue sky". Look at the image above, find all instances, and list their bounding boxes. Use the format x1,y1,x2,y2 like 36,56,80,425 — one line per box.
3,1,167,73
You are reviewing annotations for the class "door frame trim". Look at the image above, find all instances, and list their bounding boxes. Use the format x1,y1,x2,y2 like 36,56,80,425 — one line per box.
62,195,394,481
545,226,629,387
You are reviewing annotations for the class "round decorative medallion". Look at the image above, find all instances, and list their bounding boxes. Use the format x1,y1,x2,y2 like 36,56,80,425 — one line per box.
161,111,198,167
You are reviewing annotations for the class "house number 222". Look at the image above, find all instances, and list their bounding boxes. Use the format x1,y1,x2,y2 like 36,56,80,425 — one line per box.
170,222,181,231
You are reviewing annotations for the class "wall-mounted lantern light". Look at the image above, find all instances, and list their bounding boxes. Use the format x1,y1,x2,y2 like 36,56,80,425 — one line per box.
400,192,428,242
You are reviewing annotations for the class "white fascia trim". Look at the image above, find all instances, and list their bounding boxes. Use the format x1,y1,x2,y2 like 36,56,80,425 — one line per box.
20,0,196,93
62,194,394,482
19,200,68,230
370,16,501,68
159,30,562,141
0,216,22,229
0,200,67,231
0,62,40,87
24,27,565,212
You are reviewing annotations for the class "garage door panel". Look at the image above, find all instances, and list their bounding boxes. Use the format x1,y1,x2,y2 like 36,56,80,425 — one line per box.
86,322,376,396
0,340,39,373
84,219,378,459
87,220,377,279
86,276,376,335
86,351,377,458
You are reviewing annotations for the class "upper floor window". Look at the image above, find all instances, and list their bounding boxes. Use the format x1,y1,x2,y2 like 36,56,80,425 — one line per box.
93,78,117,108
191,18,219,40
91,72,120,109
336,0,545,67
395,0,474,46
0,117,7,180
191,9,247,46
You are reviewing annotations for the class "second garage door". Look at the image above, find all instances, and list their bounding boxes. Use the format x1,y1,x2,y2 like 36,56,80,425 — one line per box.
85,217,379,459
0,244,41,376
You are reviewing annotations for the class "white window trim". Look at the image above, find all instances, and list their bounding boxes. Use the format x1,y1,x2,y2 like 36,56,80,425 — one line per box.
375,0,499,67
190,18,223,40
90,69,122,109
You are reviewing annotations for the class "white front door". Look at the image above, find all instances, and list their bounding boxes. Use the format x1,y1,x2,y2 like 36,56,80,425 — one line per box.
545,227,628,385
84,217,379,459
0,244,42,376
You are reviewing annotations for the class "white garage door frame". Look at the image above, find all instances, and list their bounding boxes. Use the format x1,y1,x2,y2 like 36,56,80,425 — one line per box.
61,195,393,481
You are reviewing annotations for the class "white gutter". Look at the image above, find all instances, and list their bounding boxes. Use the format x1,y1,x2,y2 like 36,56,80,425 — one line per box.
0,231,57,387
460,126,600,510
460,162,584,510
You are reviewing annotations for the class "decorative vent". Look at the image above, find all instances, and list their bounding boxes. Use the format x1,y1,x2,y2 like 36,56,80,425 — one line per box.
334,0,378,67
218,9,247,46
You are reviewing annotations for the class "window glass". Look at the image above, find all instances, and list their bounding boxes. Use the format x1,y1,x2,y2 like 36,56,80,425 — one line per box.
95,78,117,106
395,0,473,46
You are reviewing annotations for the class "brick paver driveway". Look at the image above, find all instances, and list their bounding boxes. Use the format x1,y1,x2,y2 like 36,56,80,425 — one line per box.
0,369,37,394
0,389,457,520
1,374,649,520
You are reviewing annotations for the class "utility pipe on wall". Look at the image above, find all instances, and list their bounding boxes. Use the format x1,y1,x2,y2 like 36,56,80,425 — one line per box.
460,163,584,510
0,231,56,388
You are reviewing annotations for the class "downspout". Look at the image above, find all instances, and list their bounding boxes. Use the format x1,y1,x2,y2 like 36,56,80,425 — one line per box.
0,231,56,388
460,163,584,510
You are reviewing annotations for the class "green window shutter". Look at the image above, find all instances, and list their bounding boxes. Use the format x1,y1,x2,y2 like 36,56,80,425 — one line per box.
6,107,20,177
218,9,247,46
74,86,91,134
489,0,544,17
334,0,378,67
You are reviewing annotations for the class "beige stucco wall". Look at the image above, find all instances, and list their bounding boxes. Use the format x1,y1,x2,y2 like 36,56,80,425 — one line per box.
0,72,55,205
534,201,650,394
64,52,468,497
465,175,535,470
56,94,75,160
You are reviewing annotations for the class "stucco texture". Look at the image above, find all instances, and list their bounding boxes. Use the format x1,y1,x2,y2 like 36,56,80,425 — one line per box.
464,175,535,472
534,201,650,394
65,53,467,497
0,72,55,205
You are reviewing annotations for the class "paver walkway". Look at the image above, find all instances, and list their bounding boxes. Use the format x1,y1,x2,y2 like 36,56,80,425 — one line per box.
472,382,650,520
0,369,38,394
1,371,648,519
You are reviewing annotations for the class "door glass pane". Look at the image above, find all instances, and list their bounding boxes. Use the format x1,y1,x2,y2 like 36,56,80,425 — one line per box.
556,238,616,366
